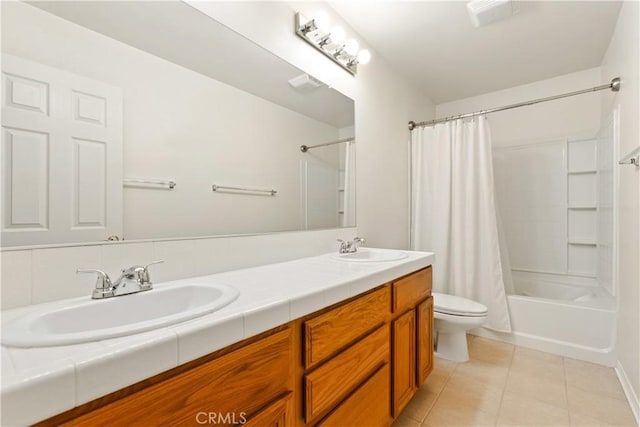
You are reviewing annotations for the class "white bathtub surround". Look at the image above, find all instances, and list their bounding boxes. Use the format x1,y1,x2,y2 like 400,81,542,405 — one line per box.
410,116,511,332
471,271,616,366
1,249,434,426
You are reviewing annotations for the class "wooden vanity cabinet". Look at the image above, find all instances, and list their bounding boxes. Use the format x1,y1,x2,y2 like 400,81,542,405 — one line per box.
391,267,433,417
39,267,434,427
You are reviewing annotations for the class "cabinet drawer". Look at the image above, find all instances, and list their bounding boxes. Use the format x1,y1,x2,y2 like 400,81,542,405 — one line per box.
304,286,390,368
70,329,292,427
318,364,391,427
393,267,432,314
304,325,389,423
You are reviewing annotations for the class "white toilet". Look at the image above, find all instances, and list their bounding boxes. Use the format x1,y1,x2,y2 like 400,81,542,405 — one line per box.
432,292,488,362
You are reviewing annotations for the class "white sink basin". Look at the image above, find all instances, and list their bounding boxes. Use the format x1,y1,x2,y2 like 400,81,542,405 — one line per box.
2,283,239,348
331,248,408,262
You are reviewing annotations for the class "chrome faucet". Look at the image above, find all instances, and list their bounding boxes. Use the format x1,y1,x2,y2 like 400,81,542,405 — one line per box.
337,237,366,254
77,261,164,299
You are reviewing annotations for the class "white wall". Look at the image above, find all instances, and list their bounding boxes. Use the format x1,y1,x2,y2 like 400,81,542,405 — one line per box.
2,2,341,240
436,68,603,147
0,1,435,309
188,1,436,249
600,0,640,418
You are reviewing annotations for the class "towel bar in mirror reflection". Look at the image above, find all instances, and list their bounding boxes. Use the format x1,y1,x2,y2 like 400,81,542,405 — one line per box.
212,185,277,196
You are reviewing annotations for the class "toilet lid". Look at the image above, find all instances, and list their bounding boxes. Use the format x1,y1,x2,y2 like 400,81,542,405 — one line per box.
432,292,488,317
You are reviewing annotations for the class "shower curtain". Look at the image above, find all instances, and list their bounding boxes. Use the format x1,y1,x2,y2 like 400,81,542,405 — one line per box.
342,140,356,227
410,116,512,332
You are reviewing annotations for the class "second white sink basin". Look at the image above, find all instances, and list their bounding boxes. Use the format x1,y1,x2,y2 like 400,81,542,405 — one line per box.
331,248,408,262
2,283,239,348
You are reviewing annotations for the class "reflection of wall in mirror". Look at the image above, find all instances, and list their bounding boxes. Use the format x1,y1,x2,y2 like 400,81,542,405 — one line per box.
299,125,355,230
339,126,356,228
1,1,343,243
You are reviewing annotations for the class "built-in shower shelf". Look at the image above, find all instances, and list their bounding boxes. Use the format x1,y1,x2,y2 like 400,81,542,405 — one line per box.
568,205,596,210
567,169,597,175
568,239,597,246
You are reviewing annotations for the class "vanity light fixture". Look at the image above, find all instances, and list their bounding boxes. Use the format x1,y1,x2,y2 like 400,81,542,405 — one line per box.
295,12,371,75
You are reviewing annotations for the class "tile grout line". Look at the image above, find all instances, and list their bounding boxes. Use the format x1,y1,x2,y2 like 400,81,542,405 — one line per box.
418,360,458,426
493,345,516,427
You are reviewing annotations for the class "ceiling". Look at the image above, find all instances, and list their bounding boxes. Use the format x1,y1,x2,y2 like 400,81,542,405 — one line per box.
26,1,354,128
330,1,622,104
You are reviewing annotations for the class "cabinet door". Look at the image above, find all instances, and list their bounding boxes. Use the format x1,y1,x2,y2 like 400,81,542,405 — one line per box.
392,309,416,417
417,297,434,385
245,392,293,427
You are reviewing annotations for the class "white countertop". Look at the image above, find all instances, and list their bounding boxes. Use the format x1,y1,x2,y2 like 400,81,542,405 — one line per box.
1,249,434,426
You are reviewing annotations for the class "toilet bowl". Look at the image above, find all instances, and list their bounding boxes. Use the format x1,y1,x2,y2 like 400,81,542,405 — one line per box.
432,292,488,362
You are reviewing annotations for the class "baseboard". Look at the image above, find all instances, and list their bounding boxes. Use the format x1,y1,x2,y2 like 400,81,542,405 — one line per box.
616,361,640,426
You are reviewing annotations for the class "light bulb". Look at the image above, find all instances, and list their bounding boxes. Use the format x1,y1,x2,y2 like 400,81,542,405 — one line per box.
344,38,359,56
330,26,346,46
313,11,330,33
357,49,371,65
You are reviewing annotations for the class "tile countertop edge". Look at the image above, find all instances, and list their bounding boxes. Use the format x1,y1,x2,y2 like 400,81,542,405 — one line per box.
1,250,434,425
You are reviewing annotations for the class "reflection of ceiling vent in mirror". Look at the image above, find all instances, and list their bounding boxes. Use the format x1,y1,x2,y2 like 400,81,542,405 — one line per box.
288,73,326,91
467,0,519,27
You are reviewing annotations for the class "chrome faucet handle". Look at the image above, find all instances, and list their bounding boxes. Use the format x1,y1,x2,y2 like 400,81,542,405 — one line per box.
141,260,164,285
76,269,113,296
345,236,365,252
337,239,349,254
120,260,164,284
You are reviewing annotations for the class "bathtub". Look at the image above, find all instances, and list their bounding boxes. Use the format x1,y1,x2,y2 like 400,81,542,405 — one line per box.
472,273,617,366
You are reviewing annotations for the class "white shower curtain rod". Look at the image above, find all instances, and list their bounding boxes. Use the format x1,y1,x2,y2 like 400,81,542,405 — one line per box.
408,77,621,130
300,137,354,152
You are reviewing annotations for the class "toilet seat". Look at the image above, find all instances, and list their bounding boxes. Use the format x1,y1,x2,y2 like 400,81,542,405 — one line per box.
432,292,488,317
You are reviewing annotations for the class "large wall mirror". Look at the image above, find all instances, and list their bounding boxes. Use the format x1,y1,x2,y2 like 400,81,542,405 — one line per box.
1,1,355,247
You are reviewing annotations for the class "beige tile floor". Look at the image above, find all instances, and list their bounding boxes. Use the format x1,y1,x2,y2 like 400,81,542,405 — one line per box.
393,336,638,427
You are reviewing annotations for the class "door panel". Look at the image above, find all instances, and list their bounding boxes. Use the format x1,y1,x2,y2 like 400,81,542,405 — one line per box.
392,309,416,417
1,53,123,245
417,297,434,385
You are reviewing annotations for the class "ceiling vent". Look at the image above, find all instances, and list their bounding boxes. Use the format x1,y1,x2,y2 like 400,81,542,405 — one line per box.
288,73,326,91
467,0,519,27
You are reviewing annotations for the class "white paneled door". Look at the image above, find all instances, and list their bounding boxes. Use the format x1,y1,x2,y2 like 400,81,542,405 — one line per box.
1,54,123,246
